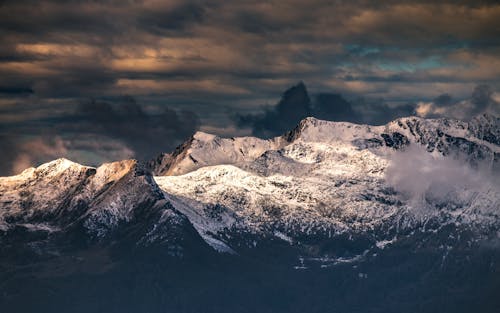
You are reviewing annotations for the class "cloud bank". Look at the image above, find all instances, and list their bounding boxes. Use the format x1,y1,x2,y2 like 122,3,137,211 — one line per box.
1,1,500,112
0,97,199,176
1,0,500,173
385,144,499,215
416,85,500,120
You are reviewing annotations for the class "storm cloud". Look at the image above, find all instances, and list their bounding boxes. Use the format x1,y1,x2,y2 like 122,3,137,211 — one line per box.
0,0,499,173
416,85,500,120
74,97,200,159
0,97,199,176
1,1,500,101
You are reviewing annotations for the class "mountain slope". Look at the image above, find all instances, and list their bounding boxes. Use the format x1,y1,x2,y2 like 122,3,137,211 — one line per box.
150,114,499,176
148,131,284,176
0,114,498,261
0,158,209,260
1,114,499,313
153,114,499,260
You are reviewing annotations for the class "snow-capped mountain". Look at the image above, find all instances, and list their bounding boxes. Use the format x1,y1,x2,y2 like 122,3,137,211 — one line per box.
149,114,499,177
147,130,285,176
1,114,499,263
0,158,206,259
1,114,499,313
151,114,499,259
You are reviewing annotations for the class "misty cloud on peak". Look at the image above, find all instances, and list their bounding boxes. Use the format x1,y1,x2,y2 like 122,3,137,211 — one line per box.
386,144,499,215
416,84,500,120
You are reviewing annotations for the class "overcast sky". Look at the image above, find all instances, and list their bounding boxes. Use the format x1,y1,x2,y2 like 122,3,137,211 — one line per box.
0,0,499,175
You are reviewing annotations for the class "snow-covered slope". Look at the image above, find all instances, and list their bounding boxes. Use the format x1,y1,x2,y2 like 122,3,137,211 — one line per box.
150,115,499,177
154,114,500,254
0,158,206,255
148,131,284,176
0,114,498,260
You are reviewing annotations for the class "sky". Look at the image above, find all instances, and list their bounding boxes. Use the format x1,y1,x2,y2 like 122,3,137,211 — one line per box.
0,0,499,175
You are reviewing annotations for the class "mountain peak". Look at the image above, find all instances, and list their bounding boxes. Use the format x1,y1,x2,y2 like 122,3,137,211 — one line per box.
282,116,319,142
1,113,499,265
150,131,282,176
193,131,218,142
299,116,320,127
471,112,499,124
27,157,87,177
92,159,138,185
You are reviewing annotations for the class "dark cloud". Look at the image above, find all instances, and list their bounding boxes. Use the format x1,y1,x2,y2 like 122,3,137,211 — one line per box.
0,135,20,175
139,2,206,34
416,84,500,120
0,97,200,175
0,131,71,176
313,93,356,122
0,0,499,171
74,96,200,160
471,84,496,114
238,82,311,137
238,82,417,137
1,0,499,103
350,98,416,125
433,93,454,107
234,9,287,35
0,86,33,95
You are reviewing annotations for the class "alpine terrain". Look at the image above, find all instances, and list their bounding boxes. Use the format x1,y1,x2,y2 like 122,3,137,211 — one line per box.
1,114,499,313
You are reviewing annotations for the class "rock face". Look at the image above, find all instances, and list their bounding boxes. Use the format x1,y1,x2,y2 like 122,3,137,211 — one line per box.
0,114,499,313
0,158,207,259
0,114,499,260
150,114,499,175
152,115,499,261
147,131,284,176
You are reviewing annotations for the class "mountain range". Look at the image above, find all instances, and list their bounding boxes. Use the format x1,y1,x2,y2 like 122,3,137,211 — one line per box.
1,114,499,313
